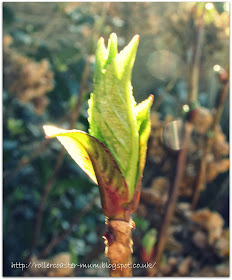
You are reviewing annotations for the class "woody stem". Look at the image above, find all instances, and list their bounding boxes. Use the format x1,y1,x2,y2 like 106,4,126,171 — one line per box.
104,218,133,277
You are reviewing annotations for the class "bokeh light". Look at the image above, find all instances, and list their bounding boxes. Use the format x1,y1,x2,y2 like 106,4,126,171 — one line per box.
223,2,229,12
205,3,214,10
147,50,183,81
213,64,221,72
162,120,184,151
182,104,190,113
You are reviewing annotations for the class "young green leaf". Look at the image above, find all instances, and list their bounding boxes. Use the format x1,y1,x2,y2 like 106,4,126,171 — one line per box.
43,33,154,219
135,94,154,185
43,125,129,218
88,33,140,200
141,228,157,262
142,228,157,256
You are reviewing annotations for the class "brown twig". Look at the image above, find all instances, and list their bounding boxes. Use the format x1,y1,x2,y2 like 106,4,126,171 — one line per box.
38,195,97,259
150,122,193,275
153,77,177,111
27,55,91,261
188,4,205,103
191,74,229,210
27,149,65,262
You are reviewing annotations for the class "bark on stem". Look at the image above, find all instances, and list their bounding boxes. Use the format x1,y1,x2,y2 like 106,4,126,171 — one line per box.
104,219,134,277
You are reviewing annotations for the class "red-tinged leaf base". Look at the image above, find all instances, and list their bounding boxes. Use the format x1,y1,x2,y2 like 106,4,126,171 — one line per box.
43,125,129,219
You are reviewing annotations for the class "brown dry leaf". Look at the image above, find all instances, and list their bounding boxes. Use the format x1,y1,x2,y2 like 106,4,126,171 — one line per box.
214,127,226,142
191,208,213,226
199,266,217,277
32,96,49,115
217,159,229,173
213,141,229,158
140,189,165,207
168,257,178,267
165,235,182,252
177,202,191,219
178,256,192,276
26,253,73,277
179,168,196,196
3,35,13,48
64,2,79,13
159,262,174,276
214,228,229,257
26,256,50,276
47,253,74,277
151,177,170,193
192,209,224,244
193,230,208,248
3,40,54,114
215,263,229,277
191,107,213,134
150,111,161,127
206,157,229,182
207,212,224,244
206,161,219,182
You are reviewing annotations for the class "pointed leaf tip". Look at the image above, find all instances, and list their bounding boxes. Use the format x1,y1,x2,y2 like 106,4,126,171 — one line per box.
109,32,117,41
89,34,141,200
134,34,140,41
43,125,59,138
134,94,154,186
148,94,154,103
98,37,105,46
106,33,118,65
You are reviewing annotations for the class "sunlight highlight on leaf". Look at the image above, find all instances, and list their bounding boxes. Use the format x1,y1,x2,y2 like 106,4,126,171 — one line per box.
135,94,154,183
43,125,129,218
43,125,98,184
88,33,140,200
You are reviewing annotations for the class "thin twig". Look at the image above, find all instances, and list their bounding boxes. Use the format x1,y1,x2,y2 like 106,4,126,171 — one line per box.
27,149,65,262
151,122,193,275
38,195,97,258
188,5,205,103
153,77,177,111
4,112,70,186
27,56,91,261
191,74,229,210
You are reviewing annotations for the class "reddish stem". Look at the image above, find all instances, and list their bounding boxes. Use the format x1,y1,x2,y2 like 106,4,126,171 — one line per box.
151,122,193,274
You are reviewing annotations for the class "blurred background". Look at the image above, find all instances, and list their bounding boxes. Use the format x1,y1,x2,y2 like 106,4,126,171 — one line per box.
3,2,229,277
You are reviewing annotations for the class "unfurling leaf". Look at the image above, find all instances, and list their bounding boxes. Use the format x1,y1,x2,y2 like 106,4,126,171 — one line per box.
88,33,140,200
43,125,129,218
43,33,154,219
